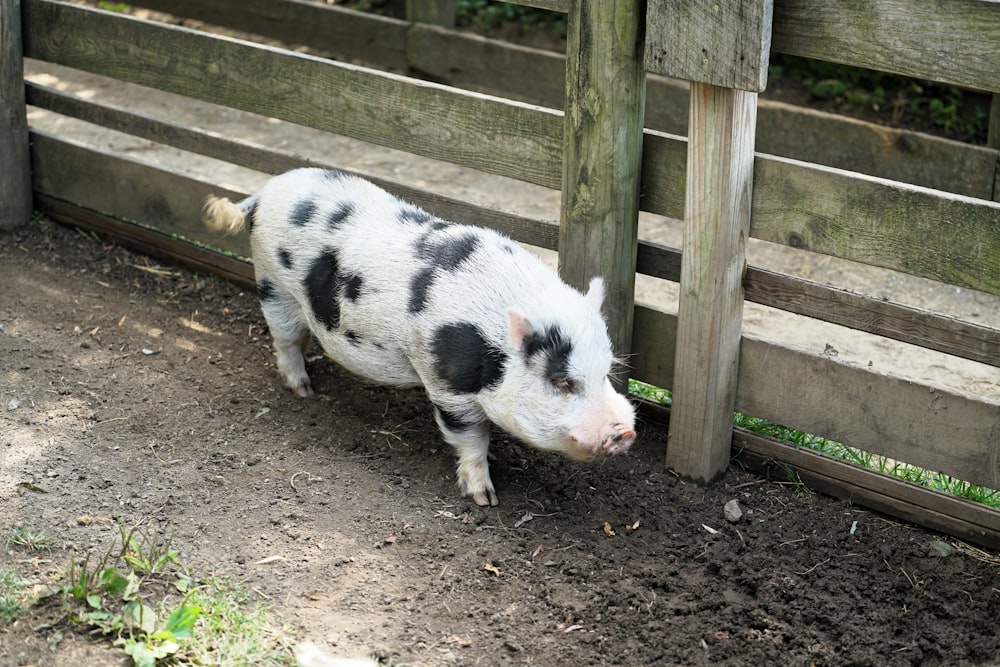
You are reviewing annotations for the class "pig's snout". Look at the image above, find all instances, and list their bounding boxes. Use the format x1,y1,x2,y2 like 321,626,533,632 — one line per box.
603,423,636,455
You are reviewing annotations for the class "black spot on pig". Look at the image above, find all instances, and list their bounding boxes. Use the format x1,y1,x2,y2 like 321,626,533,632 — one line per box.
327,203,354,229
408,268,435,313
322,169,346,180
430,220,450,231
343,273,364,303
290,200,317,227
344,330,362,346
256,278,277,302
423,233,481,271
304,248,343,330
278,248,294,270
399,206,432,225
431,322,507,394
523,325,574,382
434,405,477,433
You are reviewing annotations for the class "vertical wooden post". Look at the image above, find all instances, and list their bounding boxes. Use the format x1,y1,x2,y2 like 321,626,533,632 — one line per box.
559,0,646,367
405,0,456,27
1,0,32,229
646,0,772,482
668,84,757,481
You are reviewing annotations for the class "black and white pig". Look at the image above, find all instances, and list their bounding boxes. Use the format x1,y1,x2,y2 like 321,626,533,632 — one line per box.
203,168,636,506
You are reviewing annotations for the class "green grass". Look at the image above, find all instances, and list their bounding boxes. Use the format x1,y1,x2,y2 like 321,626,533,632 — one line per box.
629,380,1000,509
0,570,27,626
5,525,57,553
6,521,296,666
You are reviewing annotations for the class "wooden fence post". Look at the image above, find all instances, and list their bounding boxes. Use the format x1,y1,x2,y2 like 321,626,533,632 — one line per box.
646,0,773,482
1,0,32,229
559,0,646,369
989,93,999,201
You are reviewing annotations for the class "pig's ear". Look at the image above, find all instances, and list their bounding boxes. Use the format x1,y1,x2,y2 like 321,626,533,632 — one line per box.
508,309,534,352
584,277,605,312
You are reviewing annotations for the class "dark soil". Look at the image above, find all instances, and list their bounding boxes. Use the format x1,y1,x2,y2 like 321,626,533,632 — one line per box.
2,219,999,666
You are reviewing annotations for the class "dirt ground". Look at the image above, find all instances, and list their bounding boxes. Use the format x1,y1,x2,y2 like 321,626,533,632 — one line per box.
3,217,1000,666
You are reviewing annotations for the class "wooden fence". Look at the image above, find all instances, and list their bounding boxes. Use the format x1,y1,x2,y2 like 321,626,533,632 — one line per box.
2,0,999,548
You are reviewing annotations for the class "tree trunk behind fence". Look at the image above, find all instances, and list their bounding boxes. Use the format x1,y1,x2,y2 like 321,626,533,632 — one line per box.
1,0,32,228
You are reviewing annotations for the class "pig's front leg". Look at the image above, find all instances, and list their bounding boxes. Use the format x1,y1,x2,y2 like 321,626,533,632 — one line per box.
433,405,497,506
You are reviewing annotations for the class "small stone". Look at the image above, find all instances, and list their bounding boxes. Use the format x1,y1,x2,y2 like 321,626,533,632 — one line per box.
7,398,20,411
723,499,743,523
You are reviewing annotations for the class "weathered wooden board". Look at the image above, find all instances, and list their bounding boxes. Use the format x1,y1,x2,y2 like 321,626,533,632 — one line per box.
117,0,411,72
733,429,1000,551
559,0,645,358
0,0,32,229
406,24,567,109
116,0,997,201
668,83,759,483
31,84,998,368
406,0,456,26
24,0,565,190
751,156,1000,296
772,0,1000,93
737,334,1000,491
744,265,1000,368
630,304,677,392
505,0,569,11
646,0,773,92
24,83,561,251
30,130,252,258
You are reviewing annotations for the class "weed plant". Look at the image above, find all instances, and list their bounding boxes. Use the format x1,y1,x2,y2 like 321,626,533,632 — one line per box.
11,521,295,666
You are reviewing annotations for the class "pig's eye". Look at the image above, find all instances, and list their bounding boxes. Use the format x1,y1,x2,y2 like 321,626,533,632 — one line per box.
551,377,580,395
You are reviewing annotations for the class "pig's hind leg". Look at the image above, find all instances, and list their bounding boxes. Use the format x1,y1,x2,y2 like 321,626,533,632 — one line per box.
433,406,498,507
258,279,314,397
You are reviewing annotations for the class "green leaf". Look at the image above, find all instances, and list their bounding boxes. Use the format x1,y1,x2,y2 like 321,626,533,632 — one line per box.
123,639,176,667
100,567,129,596
123,572,142,601
163,604,200,639
123,600,158,635
86,593,103,609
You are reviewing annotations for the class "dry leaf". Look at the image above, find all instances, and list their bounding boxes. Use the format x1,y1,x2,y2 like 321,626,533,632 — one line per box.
384,533,397,545
513,511,535,528
483,563,500,577
254,555,286,565
702,524,720,535
531,544,544,560
603,521,616,537
627,519,640,532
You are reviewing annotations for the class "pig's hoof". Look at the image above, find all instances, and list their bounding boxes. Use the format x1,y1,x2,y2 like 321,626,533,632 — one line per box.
471,488,499,507
289,381,314,398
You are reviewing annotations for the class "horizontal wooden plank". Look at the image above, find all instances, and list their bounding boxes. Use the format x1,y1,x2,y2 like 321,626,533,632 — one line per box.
771,0,1000,93
24,83,559,251
125,0,411,72
733,429,1000,552
29,129,252,257
751,156,1000,296
736,333,1000,490
645,0,772,91
30,85,998,367
24,0,565,190
504,0,569,11
27,1,999,296
744,265,1000,368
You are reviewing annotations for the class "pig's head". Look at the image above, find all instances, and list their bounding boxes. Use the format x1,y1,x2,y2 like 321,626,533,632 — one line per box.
488,277,636,461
